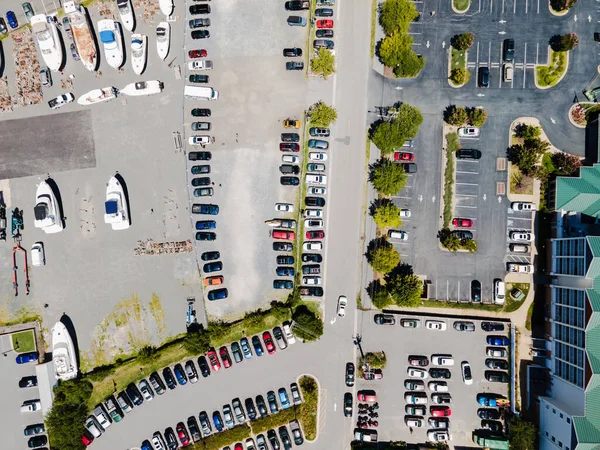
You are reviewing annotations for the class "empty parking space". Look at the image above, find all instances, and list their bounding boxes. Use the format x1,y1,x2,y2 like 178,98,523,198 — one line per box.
505,208,533,265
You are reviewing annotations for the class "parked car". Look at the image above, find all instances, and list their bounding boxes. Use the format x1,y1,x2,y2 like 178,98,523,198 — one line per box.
267,390,279,413
453,321,475,331
219,346,232,368
316,19,334,29
188,48,208,58
482,322,505,332
173,364,188,385
192,108,211,117
187,416,201,443
316,29,334,38
452,218,473,228
263,331,276,354
485,370,510,383
374,314,395,325
458,127,480,137
487,336,510,346
287,15,307,26
461,361,473,385
308,139,329,149
191,30,210,39
16,352,38,364
286,61,304,70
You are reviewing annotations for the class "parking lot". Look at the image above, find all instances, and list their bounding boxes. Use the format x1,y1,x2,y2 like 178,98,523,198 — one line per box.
359,312,511,447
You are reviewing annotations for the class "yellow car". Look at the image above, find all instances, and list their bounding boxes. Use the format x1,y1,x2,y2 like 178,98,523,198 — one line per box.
283,119,300,128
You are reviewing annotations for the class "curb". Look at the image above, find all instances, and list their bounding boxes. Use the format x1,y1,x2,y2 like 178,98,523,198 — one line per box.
567,103,589,129
548,1,569,16
446,48,469,88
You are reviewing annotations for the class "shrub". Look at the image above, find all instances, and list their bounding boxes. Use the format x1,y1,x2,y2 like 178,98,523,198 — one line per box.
393,50,425,78
379,33,413,67
462,239,478,252
194,424,251,450
441,233,461,252
451,33,474,51
298,376,319,440
550,33,579,52
386,271,423,307
182,326,211,355
515,124,541,140
372,200,402,229
379,0,419,36
250,409,297,435
445,106,468,126
550,0,577,10
508,417,537,450
364,351,387,368
552,152,581,176
449,68,469,85
467,107,487,127
367,244,401,274
371,287,393,309
310,48,336,79
370,158,408,195
292,305,323,342
307,102,338,128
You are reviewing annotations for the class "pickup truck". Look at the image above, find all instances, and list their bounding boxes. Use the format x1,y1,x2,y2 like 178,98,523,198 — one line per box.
188,60,213,71
507,263,534,273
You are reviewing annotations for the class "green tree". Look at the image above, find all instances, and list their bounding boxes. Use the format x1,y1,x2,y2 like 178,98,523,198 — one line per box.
292,305,324,342
386,272,423,307
307,102,338,128
379,0,419,36
508,417,537,450
391,103,423,139
310,49,336,79
515,124,541,140
393,50,425,78
552,32,579,51
552,152,581,176
370,158,408,195
371,287,393,309
372,200,402,228
461,239,478,252
445,106,468,126
441,234,461,252
451,32,474,51
183,326,211,354
449,68,470,85
467,107,488,127
379,33,413,67
368,244,401,274
507,139,549,175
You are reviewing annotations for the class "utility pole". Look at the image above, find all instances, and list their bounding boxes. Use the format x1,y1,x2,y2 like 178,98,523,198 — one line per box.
354,334,367,369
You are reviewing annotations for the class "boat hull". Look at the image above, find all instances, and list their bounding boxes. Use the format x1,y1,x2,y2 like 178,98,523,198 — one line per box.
104,176,130,230
118,0,136,32
33,181,63,234
52,322,78,381
77,87,118,105
131,34,147,75
156,22,170,61
64,1,98,72
31,15,63,72
98,19,124,70
159,0,174,16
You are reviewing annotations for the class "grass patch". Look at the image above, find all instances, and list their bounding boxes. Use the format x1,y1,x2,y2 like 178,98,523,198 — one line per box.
451,48,466,69
443,133,460,228
12,330,36,353
295,116,311,274
0,310,42,328
298,375,318,440
536,50,567,88
504,282,530,313
370,0,378,58
188,424,251,450
525,302,534,331
453,0,470,11
510,166,533,195
421,299,503,312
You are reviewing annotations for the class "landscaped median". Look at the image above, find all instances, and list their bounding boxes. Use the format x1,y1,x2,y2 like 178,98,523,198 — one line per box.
535,49,568,88
448,33,473,87
452,0,471,13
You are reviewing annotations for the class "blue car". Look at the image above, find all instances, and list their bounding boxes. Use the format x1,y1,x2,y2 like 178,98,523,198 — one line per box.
212,411,224,431
6,11,17,29
196,220,216,230
240,337,253,359
141,440,152,450
16,352,38,364
173,364,188,385
207,288,228,301
193,204,219,215
252,336,264,356
203,261,222,273
276,267,295,277
278,388,291,410
487,336,510,346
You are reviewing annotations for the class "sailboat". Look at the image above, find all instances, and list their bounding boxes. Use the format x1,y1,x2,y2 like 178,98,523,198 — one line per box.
104,175,130,230
156,22,170,61
64,0,98,72
130,34,147,75
30,14,63,72
52,322,78,381
117,0,136,32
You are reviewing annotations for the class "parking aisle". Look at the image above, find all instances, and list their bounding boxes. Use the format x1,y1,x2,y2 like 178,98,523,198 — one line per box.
454,159,480,223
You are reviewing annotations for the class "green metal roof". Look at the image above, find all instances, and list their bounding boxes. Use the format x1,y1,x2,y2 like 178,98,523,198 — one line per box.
589,237,600,259
555,164,600,218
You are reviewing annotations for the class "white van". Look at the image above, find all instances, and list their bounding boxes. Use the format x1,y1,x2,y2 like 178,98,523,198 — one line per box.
31,242,45,267
494,280,505,304
184,85,219,100
503,63,513,82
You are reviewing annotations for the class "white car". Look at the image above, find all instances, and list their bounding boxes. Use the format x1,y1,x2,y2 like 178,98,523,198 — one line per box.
404,393,427,404
305,209,323,218
282,155,299,164
428,381,449,392
189,135,213,145
20,400,42,413
425,320,447,331
306,174,327,184
303,241,323,251
511,202,536,211
407,368,428,379
487,347,508,357
458,127,480,137
337,295,347,317
461,361,473,385
428,418,449,429
275,203,294,213
31,242,45,267
405,417,424,427
48,93,74,109
305,219,323,228
428,431,449,442
388,230,408,240
303,276,322,285
308,186,326,195
510,231,534,242
508,263,534,273
431,355,454,366
245,438,256,450
188,60,213,70
85,416,102,438
308,163,326,172
399,209,411,218
309,152,328,161
401,318,420,328
282,322,296,345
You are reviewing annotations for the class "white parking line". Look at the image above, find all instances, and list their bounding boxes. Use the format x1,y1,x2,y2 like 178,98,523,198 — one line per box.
455,182,479,186
395,196,412,200
513,0,516,14
476,41,480,69
502,0,505,13
488,41,492,67
537,0,540,14
522,43,527,89
456,194,478,198
456,170,479,174
456,159,480,163
457,205,478,209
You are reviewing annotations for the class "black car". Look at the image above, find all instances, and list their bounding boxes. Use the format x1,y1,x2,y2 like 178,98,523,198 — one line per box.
481,321,505,332
197,355,211,377
482,420,503,433
189,74,209,83
298,286,323,297
191,30,210,39
191,164,210,174
279,426,292,450
189,18,210,28
285,0,309,10
276,266,295,276
192,108,211,117
485,370,510,383
286,61,304,70
192,204,219,215
281,176,299,186
302,265,320,275
478,66,490,87
189,151,212,161
192,177,211,186
201,251,220,261
27,436,47,448
256,395,268,418
126,383,144,406
316,29,334,38
281,133,300,142
280,164,300,175
486,359,509,370
456,149,482,159
283,48,302,57
196,232,216,241
273,242,293,252
190,4,210,14
187,416,202,443
344,392,353,417
402,163,417,173
277,255,294,265
478,408,501,420
453,230,473,240
268,429,281,450
305,196,326,207
245,398,257,420
149,372,166,395
429,368,451,379
165,427,179,450
313,39,334,49
267,391,279,413
374,314,396,325
345,362,355,387
471,280,481,302
231,342,243,363
315,7,334,15
302,253,323,263
163,367,177,390
19,376,38,388
503,38,514,62
204,261,223,273
274,280,294,289
24,424,45,436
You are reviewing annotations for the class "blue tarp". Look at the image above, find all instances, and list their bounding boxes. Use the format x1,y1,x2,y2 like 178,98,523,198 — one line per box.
105,200,118,215
100,30,115,44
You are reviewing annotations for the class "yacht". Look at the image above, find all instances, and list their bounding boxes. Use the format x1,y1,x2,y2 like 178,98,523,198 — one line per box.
156,22,170,60
33,181,63,234
130,34,147,75
159,0,174,16
104,175,130,230
52,322,78,381
30,14,63,72
117,0,135,32
77,87,118,105
98,19,124,69
64,0,98,72
120,80,164,96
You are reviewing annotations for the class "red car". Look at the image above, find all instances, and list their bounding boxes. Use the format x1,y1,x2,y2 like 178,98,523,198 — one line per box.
188,49,207,58
316,19,333,28
357,390,377,403
206,348,221,371
280,143,300,152
273,230,295,240
431,406,452,417
306,230,325,239
262,331,276,354
408,355,429,367
219,346,232,368
394,152,414,162
81,434,93,446
176,422,190,447
234,445,243,450
452,218,473,228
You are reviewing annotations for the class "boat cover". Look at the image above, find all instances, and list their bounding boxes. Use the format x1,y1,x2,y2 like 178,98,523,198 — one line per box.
100,30,115,44
34,204,49,220
105,200,118,214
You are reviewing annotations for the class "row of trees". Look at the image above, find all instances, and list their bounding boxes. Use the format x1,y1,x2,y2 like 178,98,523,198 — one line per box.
369,266,423,309
378,0,425,77
370,103,423,155
444,105,488,127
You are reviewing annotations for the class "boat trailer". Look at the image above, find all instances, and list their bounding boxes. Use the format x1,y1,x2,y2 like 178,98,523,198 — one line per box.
10,208,29,296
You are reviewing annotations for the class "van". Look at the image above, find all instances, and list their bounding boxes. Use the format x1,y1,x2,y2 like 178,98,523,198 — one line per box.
456,149,482,160
184,85,219,100
509,244,529,253
503,63,513,82
31,242,45,266
478,67,490,87
494,280,505,305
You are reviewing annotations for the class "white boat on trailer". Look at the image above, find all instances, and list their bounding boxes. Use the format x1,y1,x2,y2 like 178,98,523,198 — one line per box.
117,0,136,32
33,180,63,234
104,176,130,230
31,14,63,72
120,80,164,97
130,34,147,75
52,321,78,381
156,22,170,61
64,0,98,72
77,87,118,105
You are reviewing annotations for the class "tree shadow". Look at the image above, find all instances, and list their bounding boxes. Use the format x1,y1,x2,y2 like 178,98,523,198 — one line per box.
368,197,393,216
384,262,414,280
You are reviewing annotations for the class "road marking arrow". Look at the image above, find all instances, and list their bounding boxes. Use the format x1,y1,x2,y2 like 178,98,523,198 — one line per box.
499,19,506,23
432,196,436,202
498,31,506,35
498,196,502,203
588,15,591,22
330,317,336,325
574,14,577,21
483,194,487,201
396,86,403,90
334,403,337,412
442,41,446,49
418,194,423,202
550,117,556,124
477,93,485,97
426,40,430,48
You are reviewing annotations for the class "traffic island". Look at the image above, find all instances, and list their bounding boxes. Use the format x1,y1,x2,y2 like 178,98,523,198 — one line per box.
452,0,471,13
535,49,569,89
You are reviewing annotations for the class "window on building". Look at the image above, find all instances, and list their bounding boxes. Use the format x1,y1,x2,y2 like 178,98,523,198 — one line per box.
560,413,564,419
553,408,556,414
552,436,556,443
546,431,549,437
567,418,571,424
546,404,549,410
559,442,563,448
